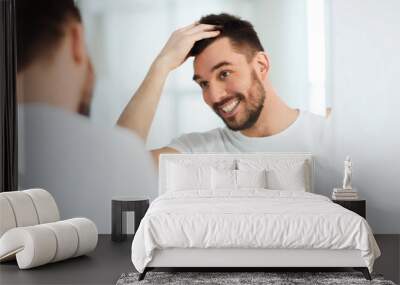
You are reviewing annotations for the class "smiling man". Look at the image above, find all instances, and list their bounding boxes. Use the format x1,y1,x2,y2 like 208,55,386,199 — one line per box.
118,13,325,163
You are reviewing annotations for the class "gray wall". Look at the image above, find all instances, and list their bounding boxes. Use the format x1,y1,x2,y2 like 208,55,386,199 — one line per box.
326,0,400,233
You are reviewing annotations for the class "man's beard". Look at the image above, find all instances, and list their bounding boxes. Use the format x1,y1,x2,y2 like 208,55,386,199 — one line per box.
214,71,266,131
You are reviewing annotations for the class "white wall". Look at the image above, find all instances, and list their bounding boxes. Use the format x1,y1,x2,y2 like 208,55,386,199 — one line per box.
327,0,400,233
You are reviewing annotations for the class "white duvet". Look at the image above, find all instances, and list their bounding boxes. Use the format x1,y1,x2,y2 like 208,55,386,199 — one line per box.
131,190,380,273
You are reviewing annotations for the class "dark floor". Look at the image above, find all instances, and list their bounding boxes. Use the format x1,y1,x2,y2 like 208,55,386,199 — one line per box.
0,234,398,285
0,235,133,285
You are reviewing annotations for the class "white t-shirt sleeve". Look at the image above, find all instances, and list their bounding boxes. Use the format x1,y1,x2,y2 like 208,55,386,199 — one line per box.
167,128,224,153
167,135,192,153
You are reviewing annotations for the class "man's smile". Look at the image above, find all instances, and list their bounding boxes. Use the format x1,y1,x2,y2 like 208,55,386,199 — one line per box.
214,95,243,119
220,98,240,113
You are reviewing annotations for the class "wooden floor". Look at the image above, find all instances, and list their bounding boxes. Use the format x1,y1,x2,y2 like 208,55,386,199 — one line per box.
0,234,398,285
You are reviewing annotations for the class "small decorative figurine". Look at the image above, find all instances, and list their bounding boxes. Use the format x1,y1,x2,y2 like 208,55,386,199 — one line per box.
342,156,352,190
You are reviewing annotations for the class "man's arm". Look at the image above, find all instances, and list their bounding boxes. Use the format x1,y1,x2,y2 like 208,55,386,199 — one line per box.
150,147,180,168
117,61,169,141
117,23,220,161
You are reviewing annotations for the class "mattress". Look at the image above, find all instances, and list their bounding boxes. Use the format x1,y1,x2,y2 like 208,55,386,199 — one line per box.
131,189,380,273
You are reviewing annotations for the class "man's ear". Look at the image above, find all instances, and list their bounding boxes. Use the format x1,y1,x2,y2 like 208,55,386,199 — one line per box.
69,22,86,65
253,52,270,80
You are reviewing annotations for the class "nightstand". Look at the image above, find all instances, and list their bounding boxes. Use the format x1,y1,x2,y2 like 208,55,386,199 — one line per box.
111,197,149,242
332,199,366,218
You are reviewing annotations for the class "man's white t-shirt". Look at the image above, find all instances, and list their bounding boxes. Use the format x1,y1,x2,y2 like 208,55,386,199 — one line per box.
168,110,327,154
18,104,157,233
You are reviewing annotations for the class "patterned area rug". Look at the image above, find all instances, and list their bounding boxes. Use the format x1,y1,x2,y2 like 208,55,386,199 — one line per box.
116,271,396,285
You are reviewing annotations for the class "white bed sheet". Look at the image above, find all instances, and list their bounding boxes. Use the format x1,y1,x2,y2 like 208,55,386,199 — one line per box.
131,190,380,273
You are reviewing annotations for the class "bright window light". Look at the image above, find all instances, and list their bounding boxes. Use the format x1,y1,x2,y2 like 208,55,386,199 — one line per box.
307,0,327,116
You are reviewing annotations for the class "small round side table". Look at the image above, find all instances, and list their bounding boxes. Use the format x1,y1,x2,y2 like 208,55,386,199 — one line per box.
111,197,149,242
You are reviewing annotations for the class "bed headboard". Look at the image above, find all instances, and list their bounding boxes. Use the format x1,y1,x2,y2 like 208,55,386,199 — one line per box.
159,153,314,195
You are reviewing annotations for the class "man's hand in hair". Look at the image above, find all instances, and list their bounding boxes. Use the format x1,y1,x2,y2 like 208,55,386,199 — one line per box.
154,23,220,72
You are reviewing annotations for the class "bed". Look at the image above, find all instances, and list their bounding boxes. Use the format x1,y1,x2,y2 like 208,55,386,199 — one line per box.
131,153,381,281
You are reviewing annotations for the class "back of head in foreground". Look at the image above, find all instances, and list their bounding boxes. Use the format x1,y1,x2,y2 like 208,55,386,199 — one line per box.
16,0,157,233
16,0,93,116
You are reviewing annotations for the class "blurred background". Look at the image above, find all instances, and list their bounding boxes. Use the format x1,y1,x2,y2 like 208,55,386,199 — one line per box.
74,0,400,234
76,0,330,150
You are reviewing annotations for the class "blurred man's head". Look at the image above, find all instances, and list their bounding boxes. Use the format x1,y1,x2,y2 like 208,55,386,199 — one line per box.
16,0,94,116
190,14,270,131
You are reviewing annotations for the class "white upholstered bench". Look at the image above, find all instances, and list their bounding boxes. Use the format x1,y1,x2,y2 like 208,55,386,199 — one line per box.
0,188,98,269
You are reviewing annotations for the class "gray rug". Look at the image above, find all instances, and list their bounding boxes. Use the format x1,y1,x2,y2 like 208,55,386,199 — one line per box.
116,271,396,285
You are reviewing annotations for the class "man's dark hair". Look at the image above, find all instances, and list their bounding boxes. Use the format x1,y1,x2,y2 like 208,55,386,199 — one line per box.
16,0,82,72
189,13,264,60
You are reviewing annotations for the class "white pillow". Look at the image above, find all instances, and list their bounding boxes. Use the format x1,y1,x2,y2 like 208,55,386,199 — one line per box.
211,168,236,190
237,159,308,191
267,168,306,191
166,162,211,191
211,169,268,190
236,169,268,189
